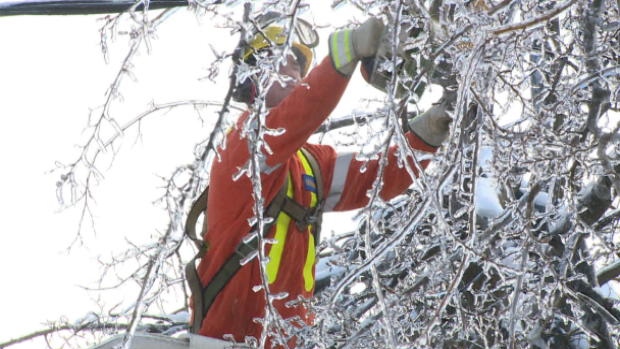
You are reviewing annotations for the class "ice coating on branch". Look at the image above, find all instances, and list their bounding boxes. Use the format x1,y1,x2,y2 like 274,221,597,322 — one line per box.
53,2,620,348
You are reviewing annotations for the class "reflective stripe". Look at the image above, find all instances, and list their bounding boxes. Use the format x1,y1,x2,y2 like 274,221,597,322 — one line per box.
266,175,293,284
266,150,318,286
298,149,318,291
303,232,316,291
329,30,354,71
324,152,354,211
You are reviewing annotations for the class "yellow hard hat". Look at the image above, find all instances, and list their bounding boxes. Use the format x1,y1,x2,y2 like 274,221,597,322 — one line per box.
241,21,317,77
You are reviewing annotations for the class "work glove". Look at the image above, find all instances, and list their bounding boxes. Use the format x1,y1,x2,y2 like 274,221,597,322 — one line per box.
360,19,449,97
408,100,452,147
329,17,385,76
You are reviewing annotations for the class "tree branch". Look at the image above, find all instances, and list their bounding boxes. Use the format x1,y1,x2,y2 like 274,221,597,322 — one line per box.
491,0,576,35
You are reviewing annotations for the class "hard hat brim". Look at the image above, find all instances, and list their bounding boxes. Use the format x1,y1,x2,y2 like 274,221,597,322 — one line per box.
292,43,313,77
242,25,314,77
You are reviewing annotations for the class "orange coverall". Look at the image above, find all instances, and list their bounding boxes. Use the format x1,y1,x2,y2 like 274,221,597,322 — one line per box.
196,56,437,344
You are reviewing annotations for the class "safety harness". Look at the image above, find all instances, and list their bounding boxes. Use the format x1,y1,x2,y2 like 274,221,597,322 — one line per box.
184,147,324,334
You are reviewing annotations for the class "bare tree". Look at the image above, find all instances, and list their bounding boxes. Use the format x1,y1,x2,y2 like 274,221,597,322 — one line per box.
2,0,619,348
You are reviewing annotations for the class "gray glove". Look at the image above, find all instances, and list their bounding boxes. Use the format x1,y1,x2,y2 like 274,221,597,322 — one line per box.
329,17,385,76
408,101,452,147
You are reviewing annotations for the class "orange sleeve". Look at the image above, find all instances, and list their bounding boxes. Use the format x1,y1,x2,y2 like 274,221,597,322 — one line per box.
263,56,350,168
333,132,437,211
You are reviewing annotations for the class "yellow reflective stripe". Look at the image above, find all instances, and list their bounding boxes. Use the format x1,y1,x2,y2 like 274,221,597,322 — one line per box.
303,231,316,291
298,149,317,291
266,150,318,287
329,30,354,71
266,175,294,284
297,150,317,207
329,32,342,70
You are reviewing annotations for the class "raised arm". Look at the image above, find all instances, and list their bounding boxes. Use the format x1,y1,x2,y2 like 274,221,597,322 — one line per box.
324,132,437,212
324,102,452,211
263,17,387,169
262,57,351,168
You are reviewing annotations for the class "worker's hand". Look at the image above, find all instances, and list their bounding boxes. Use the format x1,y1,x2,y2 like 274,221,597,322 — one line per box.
408,101,452,147
329,17,385,76
352,17,385,58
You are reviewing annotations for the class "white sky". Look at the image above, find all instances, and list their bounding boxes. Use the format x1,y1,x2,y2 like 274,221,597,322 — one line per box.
0,4,391,348
0,11,210,348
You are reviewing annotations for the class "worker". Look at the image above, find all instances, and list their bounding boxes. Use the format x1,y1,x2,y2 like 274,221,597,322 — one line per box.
189,16,451,347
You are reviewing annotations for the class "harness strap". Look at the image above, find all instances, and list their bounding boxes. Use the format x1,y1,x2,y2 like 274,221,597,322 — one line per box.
186,188,209,250
299,147,324,243
186,254,206,333
185,147,324,333
198,232,259,322
185,186,210,334
185,176,289,333
197,176,289,322
300,148,323,200
281,196,320,230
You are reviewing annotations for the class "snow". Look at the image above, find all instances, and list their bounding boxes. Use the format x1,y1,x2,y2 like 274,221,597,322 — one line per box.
475,177,504,219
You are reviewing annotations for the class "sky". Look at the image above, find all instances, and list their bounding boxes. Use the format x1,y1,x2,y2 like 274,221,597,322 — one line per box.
0,10,214,348
0,3,391,348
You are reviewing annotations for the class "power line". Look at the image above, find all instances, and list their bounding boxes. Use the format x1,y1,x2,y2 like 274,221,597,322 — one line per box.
0,0,190,16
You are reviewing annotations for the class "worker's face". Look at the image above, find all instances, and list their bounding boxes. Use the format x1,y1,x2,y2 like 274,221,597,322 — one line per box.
265,53,301,108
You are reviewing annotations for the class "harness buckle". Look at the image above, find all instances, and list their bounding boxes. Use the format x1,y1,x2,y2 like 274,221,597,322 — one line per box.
295,200,324,231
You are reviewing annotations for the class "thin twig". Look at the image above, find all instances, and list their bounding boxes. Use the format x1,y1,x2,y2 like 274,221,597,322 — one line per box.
491,0,577,35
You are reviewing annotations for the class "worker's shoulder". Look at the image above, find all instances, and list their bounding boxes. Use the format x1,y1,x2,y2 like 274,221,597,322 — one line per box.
300,142,336,158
